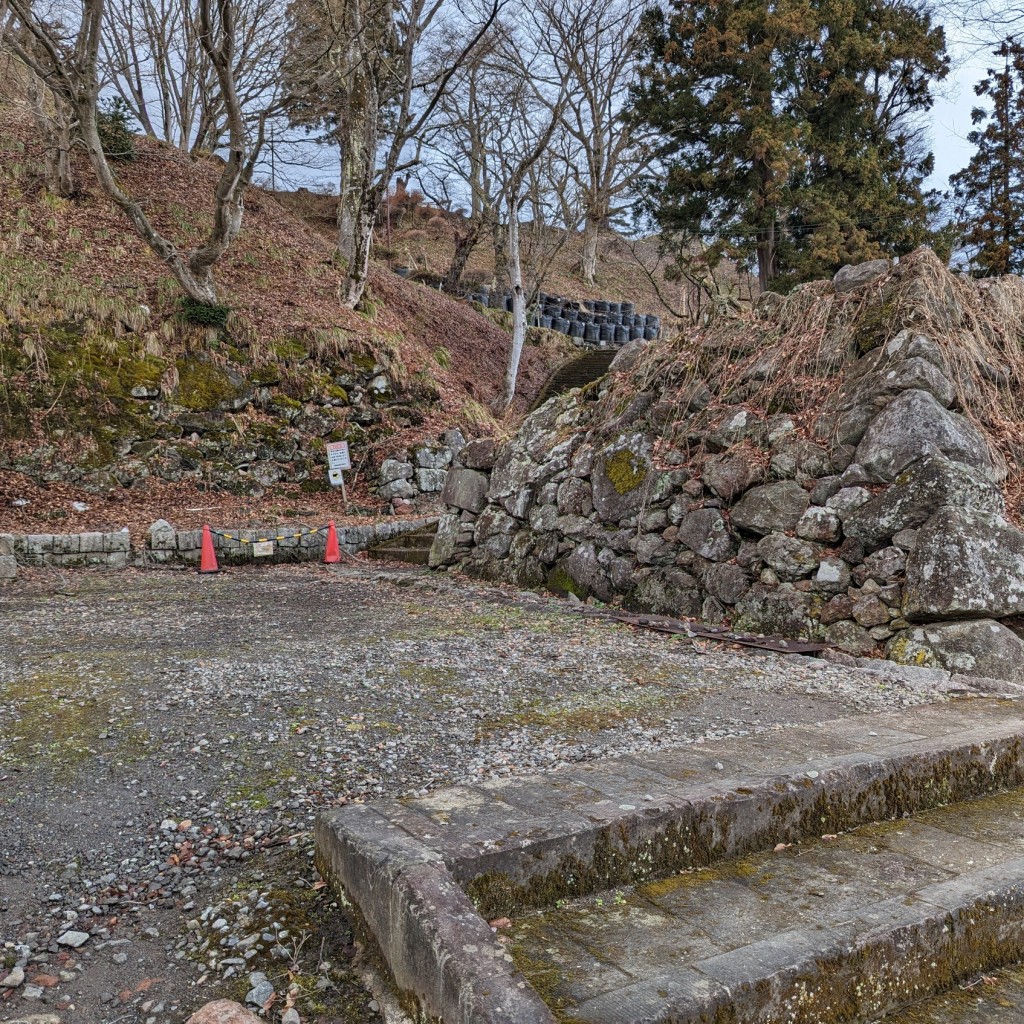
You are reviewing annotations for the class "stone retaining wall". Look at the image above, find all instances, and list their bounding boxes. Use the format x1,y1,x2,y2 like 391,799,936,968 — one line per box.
0,517,436,577
430,255,1024,683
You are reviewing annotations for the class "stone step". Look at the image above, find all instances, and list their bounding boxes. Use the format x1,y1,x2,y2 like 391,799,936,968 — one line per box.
366,546,431,565
531,349,618,411
371,533,437,549
316,699,1024,1024
511,786,1024,1023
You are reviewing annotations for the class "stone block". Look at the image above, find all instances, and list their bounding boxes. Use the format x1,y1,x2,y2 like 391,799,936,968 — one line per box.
147,519,176,550
25,534,53,559
79,532,105,553
0,555,16,580
415,467,447,492
52,534,80,555
904,507,1024,620
177,530,202,551
442,467,489,513
104,530,130,553
0,534,13,556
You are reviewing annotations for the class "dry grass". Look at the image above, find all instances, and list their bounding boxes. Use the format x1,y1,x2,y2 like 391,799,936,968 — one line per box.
0,109,567,445
594,248,1024,511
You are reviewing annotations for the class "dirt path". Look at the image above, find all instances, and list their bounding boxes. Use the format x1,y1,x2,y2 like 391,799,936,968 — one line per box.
0,562,955,1023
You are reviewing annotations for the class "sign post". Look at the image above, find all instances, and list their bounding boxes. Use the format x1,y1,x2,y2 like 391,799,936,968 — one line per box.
326,441,352,510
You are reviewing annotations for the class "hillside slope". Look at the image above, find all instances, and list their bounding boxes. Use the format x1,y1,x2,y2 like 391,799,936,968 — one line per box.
0,111,571,534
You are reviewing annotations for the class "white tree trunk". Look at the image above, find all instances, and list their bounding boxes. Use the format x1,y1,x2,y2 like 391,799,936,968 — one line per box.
581,215,599,286
498,201,526,412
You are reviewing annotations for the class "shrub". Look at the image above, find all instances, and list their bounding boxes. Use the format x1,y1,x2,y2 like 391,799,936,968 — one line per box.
180,296,231,328
97,97,137,162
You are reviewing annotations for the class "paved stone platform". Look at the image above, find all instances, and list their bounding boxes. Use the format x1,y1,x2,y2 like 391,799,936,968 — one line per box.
316,698,1024,1023
512,786,1024,1022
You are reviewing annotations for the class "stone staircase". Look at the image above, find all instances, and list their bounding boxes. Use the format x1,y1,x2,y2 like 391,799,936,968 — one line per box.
317,698,1024,1024
365,522,438,565
530,347,618,411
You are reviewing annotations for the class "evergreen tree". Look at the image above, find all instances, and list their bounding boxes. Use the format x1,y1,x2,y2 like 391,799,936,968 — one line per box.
950,38,1024,276
631,0,947,291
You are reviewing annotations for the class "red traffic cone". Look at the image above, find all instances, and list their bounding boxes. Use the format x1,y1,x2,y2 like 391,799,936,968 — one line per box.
199,524,219,574
324,520,341,564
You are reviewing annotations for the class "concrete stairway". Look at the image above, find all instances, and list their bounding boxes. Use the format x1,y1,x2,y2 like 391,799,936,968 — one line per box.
530,348,618,411
366,522,438,565
316,699,1024,1024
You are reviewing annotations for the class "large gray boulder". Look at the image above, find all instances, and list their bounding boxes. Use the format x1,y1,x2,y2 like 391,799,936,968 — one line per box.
677,508,736,562
844,453,1004,547
702,448,766,502
734,584,825,639
428,513,461,568
487,444,538,519
833,259,891,293
731,481,810,535
591,436,652,522
756,534,822,581
854,389,997,483
550,543,613,602
886,620,1024,682
627,567,702,617
904,508,1024,621
441,467,489,513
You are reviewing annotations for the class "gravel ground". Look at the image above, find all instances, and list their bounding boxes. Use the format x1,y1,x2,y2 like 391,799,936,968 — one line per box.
0,561,960,1024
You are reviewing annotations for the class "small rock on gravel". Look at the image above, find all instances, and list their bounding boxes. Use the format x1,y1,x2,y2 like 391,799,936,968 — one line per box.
56,930,90,948
186,999,264,1024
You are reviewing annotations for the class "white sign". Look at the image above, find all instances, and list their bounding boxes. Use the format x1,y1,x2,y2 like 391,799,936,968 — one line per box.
326,441,351,472
252,540,274,557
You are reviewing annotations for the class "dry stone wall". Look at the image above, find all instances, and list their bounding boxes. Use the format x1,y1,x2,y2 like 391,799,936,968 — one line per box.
431,254,1024,683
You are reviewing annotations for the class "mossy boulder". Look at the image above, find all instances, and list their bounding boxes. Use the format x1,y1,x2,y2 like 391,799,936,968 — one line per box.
592,436,652,522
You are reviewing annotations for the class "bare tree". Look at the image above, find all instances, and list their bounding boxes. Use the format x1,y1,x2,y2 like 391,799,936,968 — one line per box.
284,0,500,308
2,0,273,305
481,36,567,411
1,20,75,194
416,24,510,292
99,0,284,154
533,0,649,285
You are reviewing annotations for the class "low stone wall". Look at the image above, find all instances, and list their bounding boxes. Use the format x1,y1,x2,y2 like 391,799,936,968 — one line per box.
2,530,131,568
0,517,436,575
374,429,464,513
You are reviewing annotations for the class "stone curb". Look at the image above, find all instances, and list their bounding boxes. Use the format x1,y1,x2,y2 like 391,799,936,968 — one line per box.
314,806,556,1024
316,702,1024,1023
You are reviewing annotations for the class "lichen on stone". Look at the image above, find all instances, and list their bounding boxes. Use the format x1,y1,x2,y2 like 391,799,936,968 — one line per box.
603,447,647,495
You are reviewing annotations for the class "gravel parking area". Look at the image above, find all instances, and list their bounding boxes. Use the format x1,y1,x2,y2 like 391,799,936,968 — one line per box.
0,562,959,1023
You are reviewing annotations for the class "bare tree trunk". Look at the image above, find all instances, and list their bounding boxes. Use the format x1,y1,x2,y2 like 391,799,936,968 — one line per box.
337,0,386,308
491,218,509,290
580,214,599,286
443,220,482,293
498,200,525,412
25,71,74,196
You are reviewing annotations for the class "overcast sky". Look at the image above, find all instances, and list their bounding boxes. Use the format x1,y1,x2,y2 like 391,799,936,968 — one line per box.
928,12,1011,188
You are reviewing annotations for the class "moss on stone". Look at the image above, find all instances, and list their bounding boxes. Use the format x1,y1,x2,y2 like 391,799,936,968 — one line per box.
546,564,587,599
604,447,647,495
272,338,309,363
175,359,240,411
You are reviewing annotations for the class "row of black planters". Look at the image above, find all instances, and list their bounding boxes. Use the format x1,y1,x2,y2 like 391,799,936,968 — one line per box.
469,290,661,343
